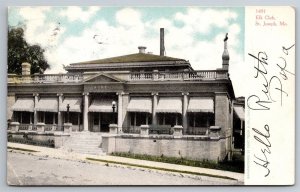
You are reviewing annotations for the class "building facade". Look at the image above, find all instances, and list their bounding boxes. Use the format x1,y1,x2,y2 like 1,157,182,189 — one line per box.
7,29,243,162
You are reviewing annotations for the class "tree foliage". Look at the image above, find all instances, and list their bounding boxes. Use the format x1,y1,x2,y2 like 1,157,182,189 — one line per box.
8,27,50,75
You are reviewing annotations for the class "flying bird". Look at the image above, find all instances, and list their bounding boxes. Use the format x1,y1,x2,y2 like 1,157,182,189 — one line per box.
93,34,105,44
51,22,61,37
51,31,58,36
53,27,60,31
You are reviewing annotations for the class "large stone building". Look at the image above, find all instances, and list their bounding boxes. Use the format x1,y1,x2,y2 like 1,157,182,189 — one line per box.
7,29,244,162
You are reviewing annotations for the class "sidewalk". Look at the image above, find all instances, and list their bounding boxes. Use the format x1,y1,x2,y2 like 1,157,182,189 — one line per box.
7,142,244,182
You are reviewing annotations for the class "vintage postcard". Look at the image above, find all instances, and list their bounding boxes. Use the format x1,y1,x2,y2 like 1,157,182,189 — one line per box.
6,6,295,185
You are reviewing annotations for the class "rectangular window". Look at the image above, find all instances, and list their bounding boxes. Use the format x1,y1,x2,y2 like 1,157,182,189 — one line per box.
147,114,152,125
39,112,44,123
165,114,173,125
21,112,31,124
189,112,214,127
158,114,164,125
158,113,182,126
136,113,146,126
176,114,182,125
13,111,20,122
130,112,150,126
70,112,78,125
45,112,53,124
55,114,58,124
130,113,135,126
93,113,99,125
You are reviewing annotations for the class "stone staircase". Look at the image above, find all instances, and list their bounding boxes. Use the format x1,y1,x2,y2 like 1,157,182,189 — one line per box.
61,132,106,155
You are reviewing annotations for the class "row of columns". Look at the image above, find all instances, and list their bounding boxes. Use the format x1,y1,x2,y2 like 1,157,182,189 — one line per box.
80,92,190,133
30,91,231,135
32,93,73,130
81,92,123,132
151,92,189,131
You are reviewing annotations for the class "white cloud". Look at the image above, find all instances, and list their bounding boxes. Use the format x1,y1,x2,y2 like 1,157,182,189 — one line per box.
19,6,51,22
116,8,142,26
175,8,237,34
19,7,51,45
33,7,245,96
59,6,100,22
45,18,158,73
18,6,66,48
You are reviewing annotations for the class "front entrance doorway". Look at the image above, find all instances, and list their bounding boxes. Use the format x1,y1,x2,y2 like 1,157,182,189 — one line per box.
90,112,117,132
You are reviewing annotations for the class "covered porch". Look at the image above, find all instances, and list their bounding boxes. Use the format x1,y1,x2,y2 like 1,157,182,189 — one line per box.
185,97,215,135
123,97,152,134
88,94,118,132
11,97,35,131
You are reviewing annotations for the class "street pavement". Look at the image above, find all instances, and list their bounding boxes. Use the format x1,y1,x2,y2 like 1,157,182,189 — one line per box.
6,142,244,185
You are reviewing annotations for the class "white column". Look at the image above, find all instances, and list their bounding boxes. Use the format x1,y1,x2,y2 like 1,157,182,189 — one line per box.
83,92,89,131
182,92,189,133
117,92,123,133
33,93,39,125
121,93,130,131
152,92,158,128
57,93,63,130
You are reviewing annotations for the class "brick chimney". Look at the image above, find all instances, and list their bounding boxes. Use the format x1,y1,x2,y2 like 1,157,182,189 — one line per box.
21,62,31,75
160,28,165,56
138,46,146,53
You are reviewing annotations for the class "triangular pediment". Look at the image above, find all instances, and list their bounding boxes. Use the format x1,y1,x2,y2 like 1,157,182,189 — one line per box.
84,73,123,83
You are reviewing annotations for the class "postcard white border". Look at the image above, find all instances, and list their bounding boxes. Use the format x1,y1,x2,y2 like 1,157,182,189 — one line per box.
1,0,299,191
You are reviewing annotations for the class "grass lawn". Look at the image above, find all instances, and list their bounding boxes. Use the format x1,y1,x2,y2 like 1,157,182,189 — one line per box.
111,152,244,173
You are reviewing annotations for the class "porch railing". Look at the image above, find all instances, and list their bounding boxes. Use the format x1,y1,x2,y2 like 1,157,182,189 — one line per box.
31,125,37,131
56,125,65,131
45,124,56,131
121,126,209,135
183,127,209,135
7,73,83,84
11,123,209,136
129,70,228,81
8,70,229,84
122,126,141,134
18,124,32,131
149,126,172,135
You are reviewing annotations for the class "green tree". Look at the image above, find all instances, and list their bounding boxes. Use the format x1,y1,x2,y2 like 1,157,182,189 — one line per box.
8,26,50,75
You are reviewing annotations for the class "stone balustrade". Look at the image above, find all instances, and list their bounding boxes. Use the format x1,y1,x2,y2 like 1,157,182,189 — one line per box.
8,70,228,84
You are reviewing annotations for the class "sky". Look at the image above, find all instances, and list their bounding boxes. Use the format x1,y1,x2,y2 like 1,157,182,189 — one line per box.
8,6,245,96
